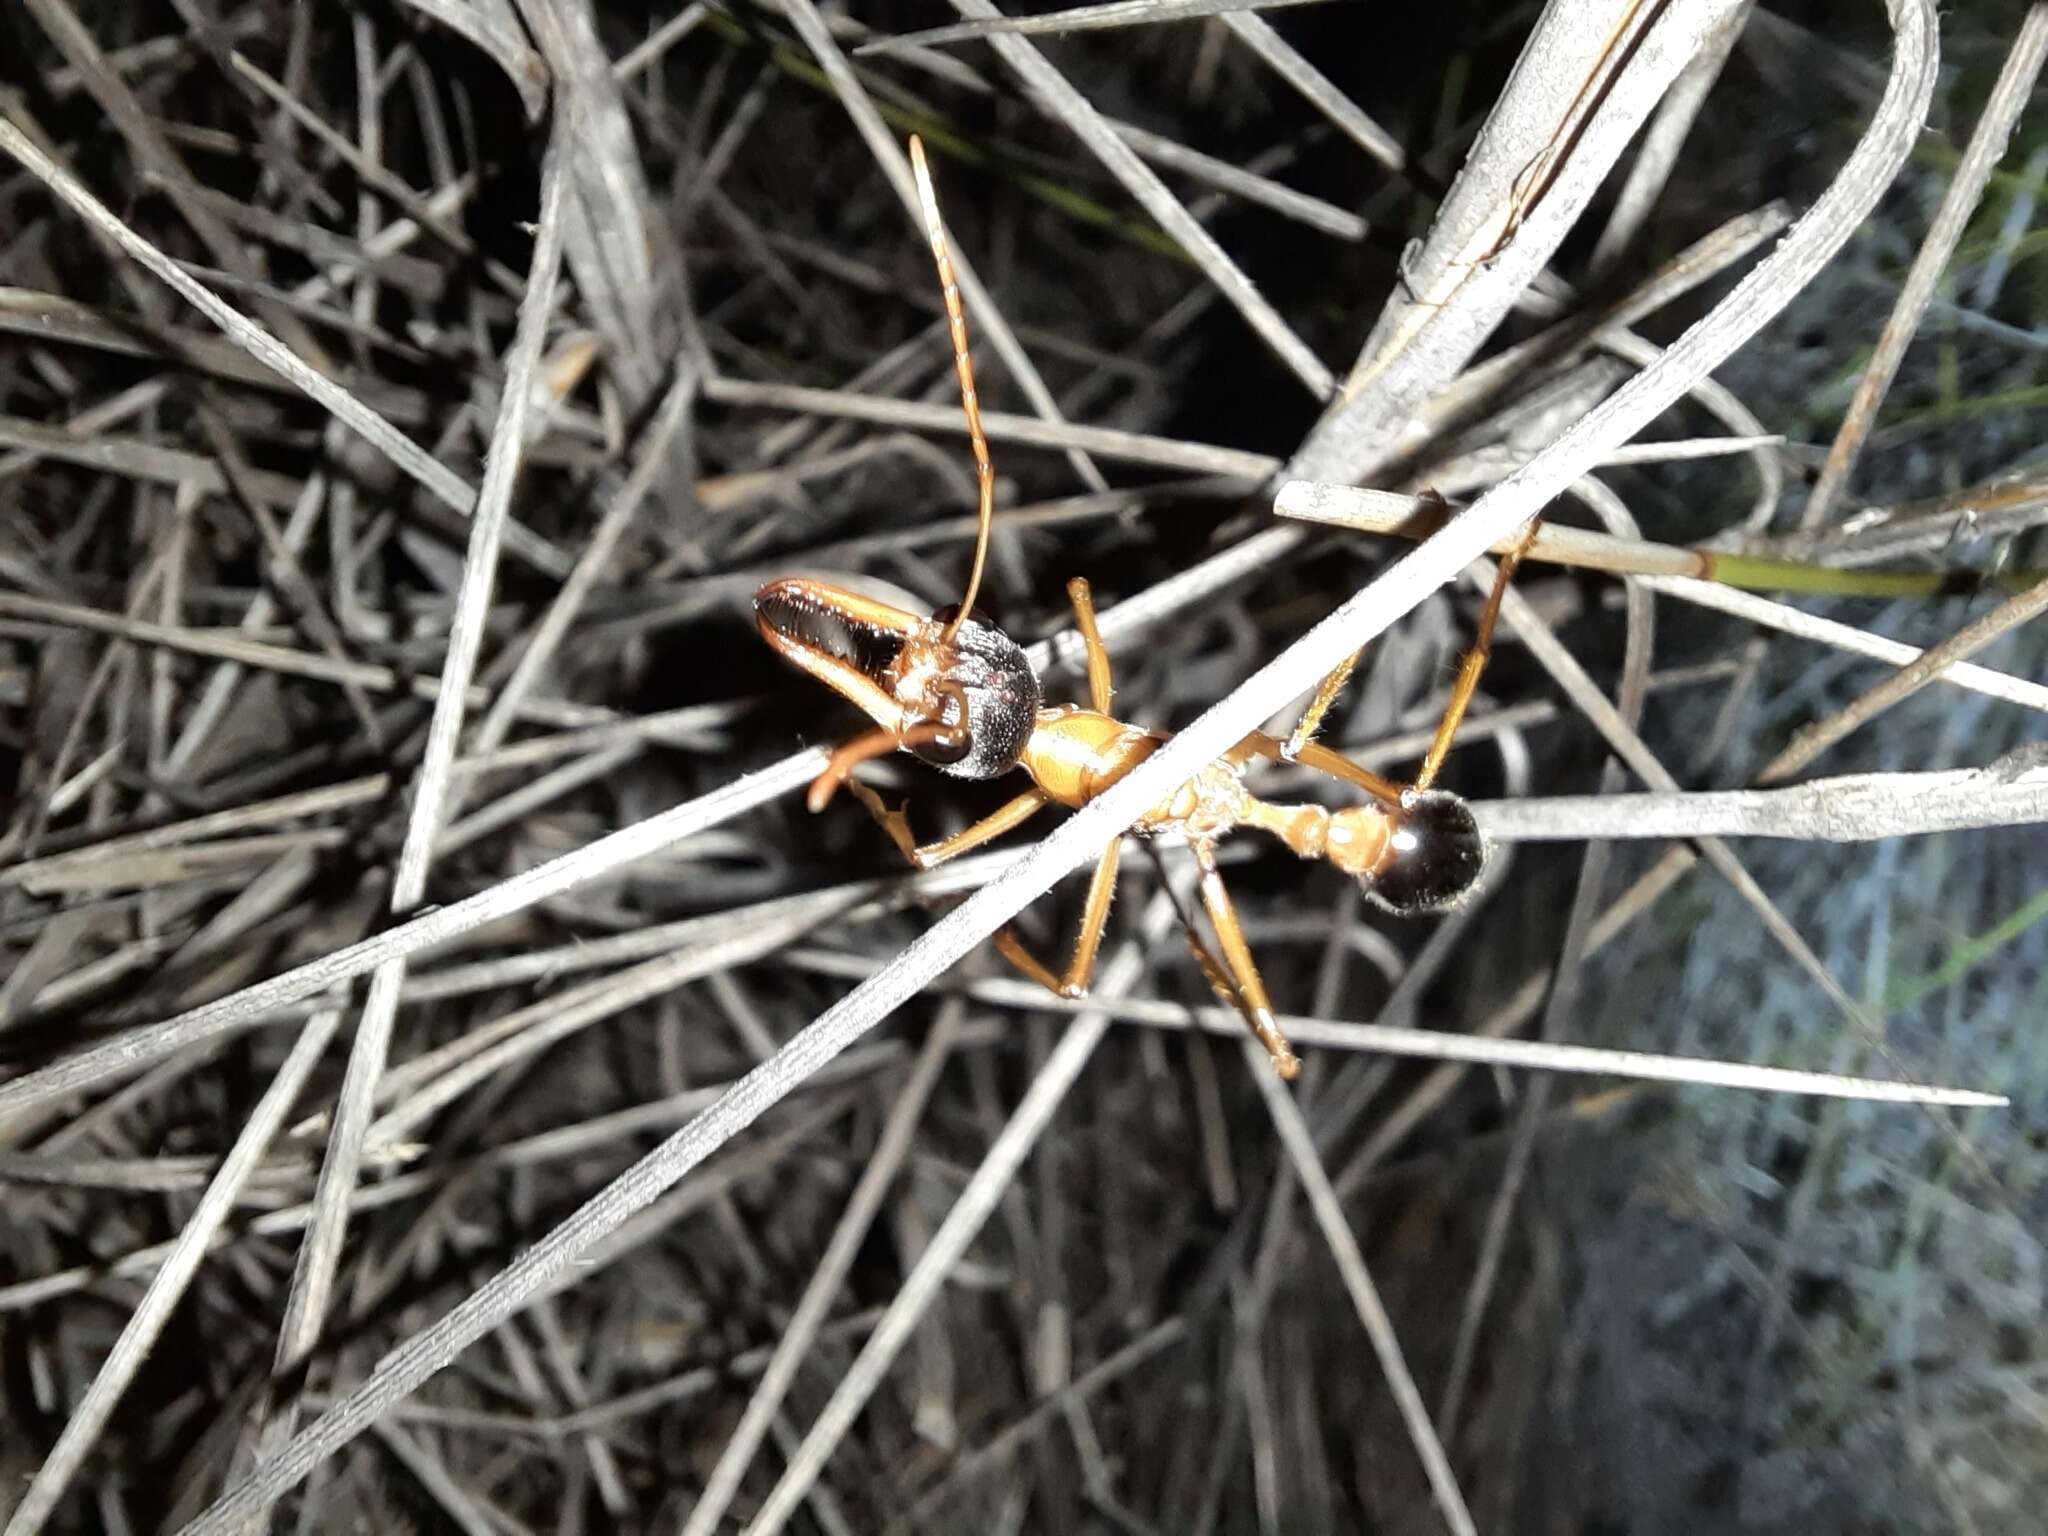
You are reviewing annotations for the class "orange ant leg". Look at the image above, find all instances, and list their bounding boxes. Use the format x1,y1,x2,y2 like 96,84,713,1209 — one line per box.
809,728,913,813
1281,645,1366,761
843,777,1050,869
1190,843,1301,1079
992,836,1122,999
1282,488,1458,761
1278,495,1544,790
1065,576,1113,712
1414,515,1543,792
808,690,975,814
841,777,923,863
1166,860,1288,1062
1182,922,1248,1020
984,573,1125,997
1236,730,1407,807
842,769,1115,998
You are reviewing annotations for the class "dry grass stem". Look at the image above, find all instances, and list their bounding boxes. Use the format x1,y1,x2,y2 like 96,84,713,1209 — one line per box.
1802,5,2048,527
7,3,2040,1530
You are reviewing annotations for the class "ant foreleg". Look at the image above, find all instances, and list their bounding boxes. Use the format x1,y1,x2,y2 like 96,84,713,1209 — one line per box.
842,776,923,864
808,709,973,814
844,778,1049,870
809,728,910,813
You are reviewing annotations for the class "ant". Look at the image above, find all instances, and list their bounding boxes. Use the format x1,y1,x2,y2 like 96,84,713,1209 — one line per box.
755,138,1536,1079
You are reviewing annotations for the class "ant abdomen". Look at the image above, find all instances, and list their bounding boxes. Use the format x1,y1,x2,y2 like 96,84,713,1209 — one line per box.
1364,790,1488,916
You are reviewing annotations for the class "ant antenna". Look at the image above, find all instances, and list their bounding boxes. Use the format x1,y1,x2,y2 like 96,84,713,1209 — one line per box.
909,135,993,646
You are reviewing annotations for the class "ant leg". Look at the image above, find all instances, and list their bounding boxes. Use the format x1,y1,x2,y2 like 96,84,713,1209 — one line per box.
1281,646,1366,761
1413,515,1543,792
843,778,1049,870
841,777,923,863
1065,577,1113,712
993,836,1121,998
976,579,1122,998
1283,490,1464,761
1237,730,1407,806
845,774,1115,1000
844,771,1115,997
809,710,971,814
1190,844,1301,1079
808,728,907,813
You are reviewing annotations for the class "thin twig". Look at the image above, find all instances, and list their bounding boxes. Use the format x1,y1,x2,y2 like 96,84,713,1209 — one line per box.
1802,5,2048,527
1640,574,2048,713
1755,576,2048,782
1249,1041,1476,1536
270,106,574,1394
941,0,1335,394
778,952,2004,1108
0,753,826,1124
680,1005,965,1535
855,0,1335,56
0,113,571,577
0,1009,341,1536
742,896,1176,1536
702,376,1277,478
1475,755,2048,841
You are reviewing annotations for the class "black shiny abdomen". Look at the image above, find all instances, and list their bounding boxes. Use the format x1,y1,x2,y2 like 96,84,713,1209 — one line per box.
1365,790,1487,915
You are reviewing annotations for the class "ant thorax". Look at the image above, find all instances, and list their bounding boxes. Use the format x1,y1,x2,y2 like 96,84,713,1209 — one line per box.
1133,755,1253,846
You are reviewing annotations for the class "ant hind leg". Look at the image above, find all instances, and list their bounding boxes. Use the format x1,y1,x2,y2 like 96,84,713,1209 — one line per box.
1282,645,1366,761
1414,514,1543,791
1189,844,1301,1079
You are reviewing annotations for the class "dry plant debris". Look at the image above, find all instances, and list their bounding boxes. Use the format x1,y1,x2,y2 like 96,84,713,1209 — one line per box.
1,2,2045,1532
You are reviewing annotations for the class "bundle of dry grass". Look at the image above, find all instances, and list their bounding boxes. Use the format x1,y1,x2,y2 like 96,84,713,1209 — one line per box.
2,2,2045,1531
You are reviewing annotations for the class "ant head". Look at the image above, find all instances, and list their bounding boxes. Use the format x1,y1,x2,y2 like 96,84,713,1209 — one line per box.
895,605,1040,780
1362,789,1487,916
758,139,1039,784
752,578,1040,782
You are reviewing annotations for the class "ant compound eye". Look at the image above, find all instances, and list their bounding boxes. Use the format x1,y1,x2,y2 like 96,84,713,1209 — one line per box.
1364,790,1487,916
907,713,974,767
930,601,1001,635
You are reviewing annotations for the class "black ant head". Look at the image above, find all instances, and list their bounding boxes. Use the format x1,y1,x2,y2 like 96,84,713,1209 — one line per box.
1363,789,1488,916
753,578,1040,782
894,604,1040,780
